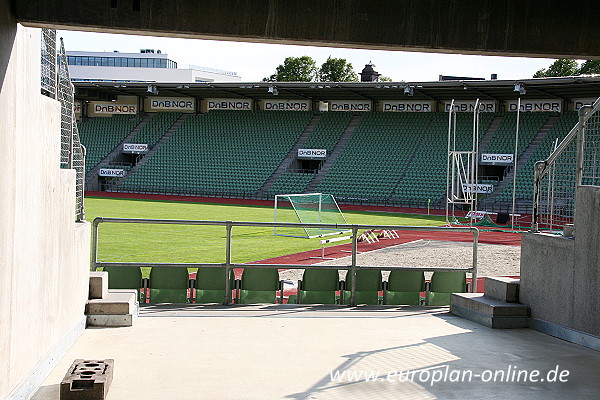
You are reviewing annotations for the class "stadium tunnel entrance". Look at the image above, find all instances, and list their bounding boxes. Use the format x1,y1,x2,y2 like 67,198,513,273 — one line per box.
479,164,510,183
289,158,323,173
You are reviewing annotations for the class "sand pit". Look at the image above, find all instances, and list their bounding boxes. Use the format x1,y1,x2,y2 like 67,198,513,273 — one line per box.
279,240,520,281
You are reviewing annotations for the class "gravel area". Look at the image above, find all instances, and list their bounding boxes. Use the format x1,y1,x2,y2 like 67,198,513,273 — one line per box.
279,240,520,281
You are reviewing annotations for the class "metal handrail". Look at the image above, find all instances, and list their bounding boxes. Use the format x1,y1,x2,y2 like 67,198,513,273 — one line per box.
92,217,479,306
532,97,600,231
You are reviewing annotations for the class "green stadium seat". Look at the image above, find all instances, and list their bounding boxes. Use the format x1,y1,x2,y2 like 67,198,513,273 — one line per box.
238,268,280,304
383,270,425,305
297,269,340,304
103,266,145,302
426,271,467,306
195,267,235,304
342,269,382,305
148,266,190,303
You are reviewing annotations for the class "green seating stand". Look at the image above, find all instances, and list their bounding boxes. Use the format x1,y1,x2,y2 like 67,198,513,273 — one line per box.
297,269,340,304
103,266,144,302
342,269,382,305
426,271,467,306
195,267,234,304
383,270,425,305
238,268,280,304
148,266,190,303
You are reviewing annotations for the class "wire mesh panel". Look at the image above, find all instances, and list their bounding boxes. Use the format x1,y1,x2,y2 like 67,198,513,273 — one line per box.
534,98,600,232
40,28,56,99
534,132,578,232
57,39,73,170
581,109,600,186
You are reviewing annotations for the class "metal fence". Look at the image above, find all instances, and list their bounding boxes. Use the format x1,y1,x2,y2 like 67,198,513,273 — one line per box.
40,29,56,99
91,218,480,306
40,29,86,221
533,98,600,232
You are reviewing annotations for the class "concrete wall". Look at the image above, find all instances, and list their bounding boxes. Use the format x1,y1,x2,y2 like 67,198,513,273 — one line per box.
520,186,600,338
572,186,600,335
0,3,91,398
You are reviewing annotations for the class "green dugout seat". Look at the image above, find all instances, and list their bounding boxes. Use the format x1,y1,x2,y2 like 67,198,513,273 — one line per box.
383,270,425,305
296,269,340,305
148,267,190,303
426,271,467,306
103,266,144,302
195,267,235,304
342,269,382,305
238,268,280,304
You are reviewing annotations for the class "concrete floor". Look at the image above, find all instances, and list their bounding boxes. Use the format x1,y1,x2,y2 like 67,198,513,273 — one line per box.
32,305,600,400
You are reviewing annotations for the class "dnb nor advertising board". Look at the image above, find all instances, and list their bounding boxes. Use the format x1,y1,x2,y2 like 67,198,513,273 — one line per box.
505,99,562,112
329,100,372,112
297,149,327,159
381,101,433,112
205,98,252,111
261,99,311,111
122,143,149,154
90,102,137,116
480,154,514,165
462,183,494,194
444,100,497,112
145,97,195,112
98,168,125,178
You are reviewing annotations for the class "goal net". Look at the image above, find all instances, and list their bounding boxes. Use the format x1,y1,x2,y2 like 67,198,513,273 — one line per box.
274,193,349,238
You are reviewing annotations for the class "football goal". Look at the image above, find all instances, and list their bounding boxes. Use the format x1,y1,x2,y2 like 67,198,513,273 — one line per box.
274,193,350,238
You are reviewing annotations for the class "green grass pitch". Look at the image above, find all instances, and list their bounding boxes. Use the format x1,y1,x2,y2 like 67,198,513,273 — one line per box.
86,197,445,267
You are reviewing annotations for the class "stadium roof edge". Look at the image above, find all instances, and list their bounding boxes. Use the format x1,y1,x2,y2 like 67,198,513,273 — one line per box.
73,76,600,103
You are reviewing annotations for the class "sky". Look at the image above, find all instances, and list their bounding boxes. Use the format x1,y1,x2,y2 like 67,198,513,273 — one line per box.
58,30,561,83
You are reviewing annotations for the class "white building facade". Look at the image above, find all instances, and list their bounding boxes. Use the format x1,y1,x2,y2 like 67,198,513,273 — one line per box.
67,50,241,83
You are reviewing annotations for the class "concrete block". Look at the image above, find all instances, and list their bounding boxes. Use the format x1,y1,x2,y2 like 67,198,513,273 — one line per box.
451,293,530,329
451,303,529,329
86,313,137,328
86,290,137,315
89,272,108,300
484,277,520,303
60,359,113,400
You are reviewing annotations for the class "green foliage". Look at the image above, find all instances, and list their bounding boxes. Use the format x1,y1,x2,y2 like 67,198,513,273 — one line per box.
263,56,318,82
318,57,358,82
578,60,600,75
87,197,445,266
533,59,579,78
379,76,393,82
530,58,600,78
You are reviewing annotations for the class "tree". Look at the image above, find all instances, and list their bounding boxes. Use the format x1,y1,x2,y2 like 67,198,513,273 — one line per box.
533,59,579,78
263,56,317,82
379,76,393,82
578,60,600,75
318,57,358,82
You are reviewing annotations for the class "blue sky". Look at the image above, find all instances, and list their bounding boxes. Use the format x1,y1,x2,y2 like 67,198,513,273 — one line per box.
58,30,560,83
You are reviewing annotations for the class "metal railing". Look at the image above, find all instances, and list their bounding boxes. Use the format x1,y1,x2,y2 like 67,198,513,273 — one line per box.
40,29,56,98
42,30,86,221
533,98,600,232
92,218,479,306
